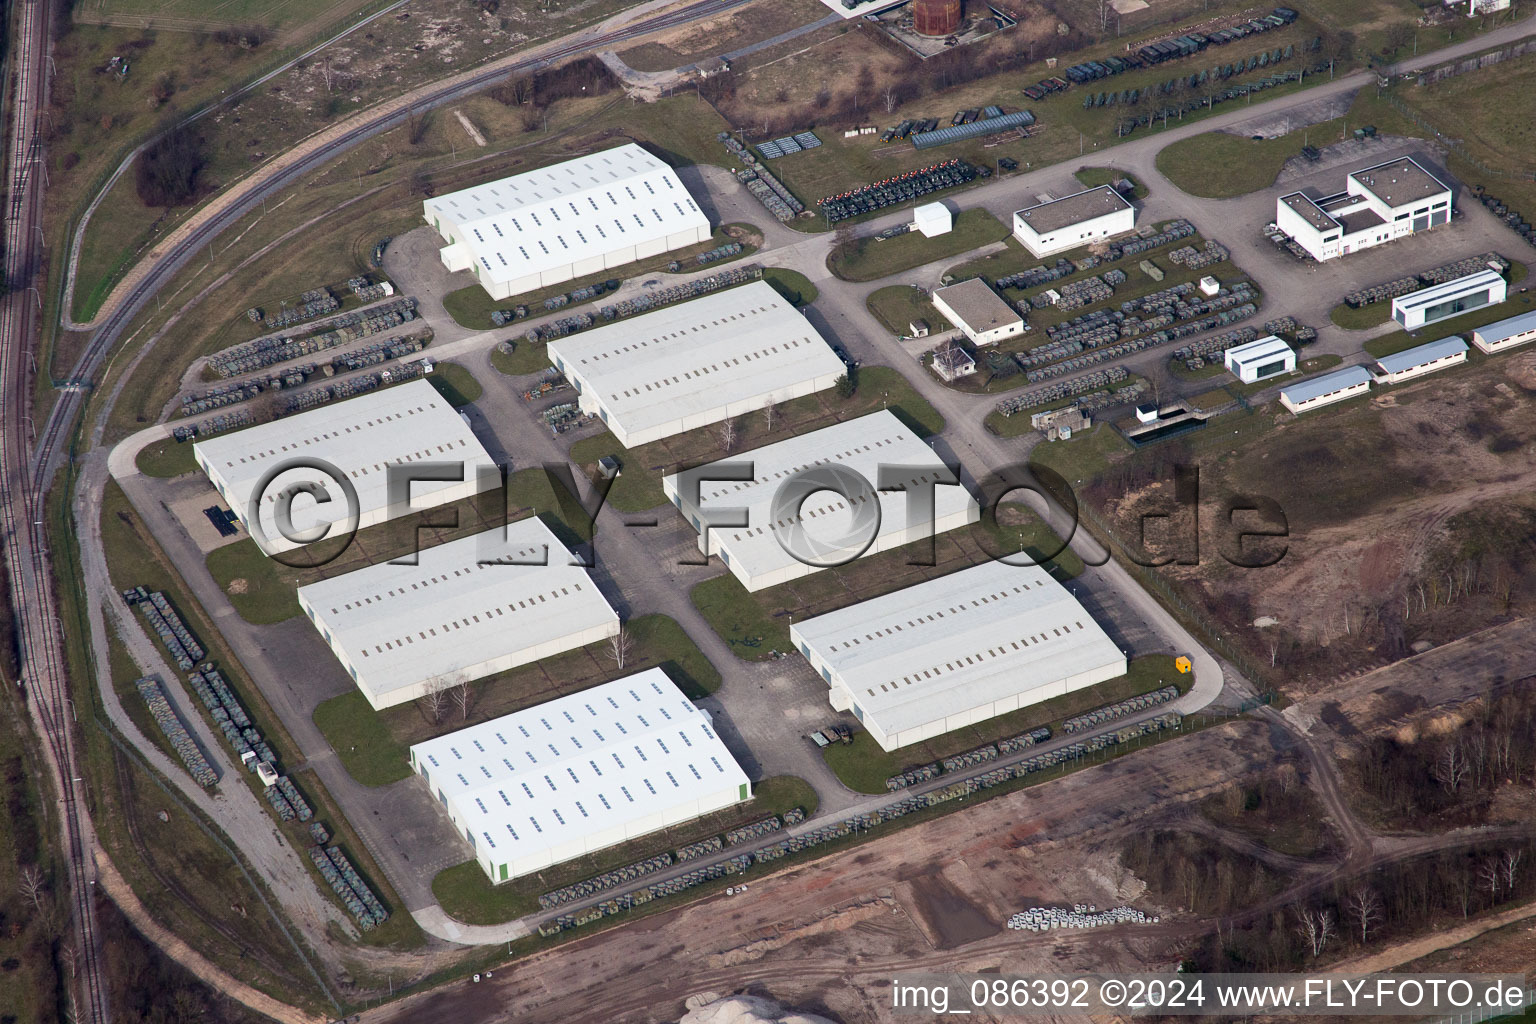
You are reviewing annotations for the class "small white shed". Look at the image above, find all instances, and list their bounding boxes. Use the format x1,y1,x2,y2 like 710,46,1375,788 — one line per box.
914,202,953,238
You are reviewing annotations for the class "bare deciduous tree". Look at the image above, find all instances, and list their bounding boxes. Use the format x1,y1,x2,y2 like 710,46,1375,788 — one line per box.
450,679,473,721
18,865,46,912
1293,906,1335,958
1478,859,1503,901
1345,887,1383,945
717,416,737,453
1502,848,1523,891
883,85,898,114
762,402,777,434
1432,742,1470,795
1275,762,1300,796
607,626,635,671
418,674,450,723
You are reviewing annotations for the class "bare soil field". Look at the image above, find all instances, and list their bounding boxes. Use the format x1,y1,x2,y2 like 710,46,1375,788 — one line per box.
1085,351,1536,693
617,0,832,71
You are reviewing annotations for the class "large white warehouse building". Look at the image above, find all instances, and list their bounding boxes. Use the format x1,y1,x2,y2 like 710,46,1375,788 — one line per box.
423,144,712,301
1275,157,1452,263
1012,186,1135,258
1390,269,1506,330
546,280,847,448
662,411,980,592
409,669,750,883
193,379,498,557
297,518,619,710
790,560,1126,751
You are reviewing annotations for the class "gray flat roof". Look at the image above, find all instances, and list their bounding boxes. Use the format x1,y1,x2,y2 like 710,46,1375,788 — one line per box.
1014,186,1131,234
1377,336,1468,374
932,278,1021,332
1350,157,1450,210
1337,207,1387,234
1225,335,1293,367
1280,365,1372,405
1473,308,1536,344
1280,192,1340,233
1392,269,1504,312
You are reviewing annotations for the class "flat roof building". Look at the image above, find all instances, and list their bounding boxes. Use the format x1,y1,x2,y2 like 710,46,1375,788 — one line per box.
931,279,1024,347
423,144,711,301
1275,156,1452,263
1390,269,1505,330
193,379,498,557
662,411,980,592
1012,186,1135,258
1471,308,1536,354
1222,335,1296,384
546,280,846,448
1374,336,1468,384
409,669,749,883
790,561,1126,751
297,519,619,710
913,202,953,238
1279,365,1373,414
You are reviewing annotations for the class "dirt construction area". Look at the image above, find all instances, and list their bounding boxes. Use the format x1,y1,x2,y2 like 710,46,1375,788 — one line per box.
1092,349,1536,693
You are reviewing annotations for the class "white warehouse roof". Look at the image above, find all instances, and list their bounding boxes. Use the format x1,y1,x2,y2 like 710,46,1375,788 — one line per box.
1376,335,1468,374
297,518,619,710
409,668,750,883
1223,335,1293,370
193,379,497,556
663,411,980,591
547,280,847,448
1392,269,1505,314
791,560,1126,750
423,144,709,294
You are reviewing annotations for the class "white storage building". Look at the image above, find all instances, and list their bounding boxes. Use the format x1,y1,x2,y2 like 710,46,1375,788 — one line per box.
931,279,1024,347
1279,365,1373,414
913,202,953,238
1374,336,1468,384
1012,186,1135,258
409,669,749,883
1222,335,1296,384
1471,309,1536,354
546,280,846,448
193,379,498,557
297,518,619,710
1275,157,1452,263
662,411,980,592
1390,269,1506,330
790,560,1126,751
423,144,712,301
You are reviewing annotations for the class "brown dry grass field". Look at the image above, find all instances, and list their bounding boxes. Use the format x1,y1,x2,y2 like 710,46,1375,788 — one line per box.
1077,347,1536,694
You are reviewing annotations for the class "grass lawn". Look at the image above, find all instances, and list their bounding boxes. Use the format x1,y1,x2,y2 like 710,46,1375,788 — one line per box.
1329,301,1393,330
693,507,1081,662
311,691,412,787
135,437,198,478
489,340,553,377
828,209,1010,283
1027,423,1133,487
429,362,482,407
429,774,816,925
824,654,1185,793
205,542,302,625
867,285,951,338
761,267,818,307
440,225,758,330
569,366,945,513
1074,167,1147,199
1155,117,1345,199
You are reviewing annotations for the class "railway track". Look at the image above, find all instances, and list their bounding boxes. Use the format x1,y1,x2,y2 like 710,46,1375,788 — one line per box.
1,0,112,1018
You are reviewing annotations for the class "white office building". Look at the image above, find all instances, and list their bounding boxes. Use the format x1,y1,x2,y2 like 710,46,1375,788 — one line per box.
409,669,750,883
1374,336,1468,384
193,379,498,557
1279,366,1373,414
1391,269,1506,330
546,280,846,448
423,144,712,301
297,518,619,710
1471,309,1536,354
1275,157,1452,263
931,279,1024,347
1012,186,1136,258
790,560,1126,751
1222,335,1296,384
663,411,980,592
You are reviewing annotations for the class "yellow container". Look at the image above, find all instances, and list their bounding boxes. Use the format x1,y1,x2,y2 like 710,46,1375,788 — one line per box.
1174,656,1192,674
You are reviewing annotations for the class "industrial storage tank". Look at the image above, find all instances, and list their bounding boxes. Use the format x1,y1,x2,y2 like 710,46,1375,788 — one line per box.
912,0,962,37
